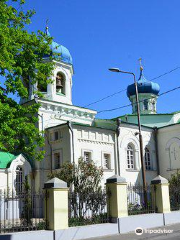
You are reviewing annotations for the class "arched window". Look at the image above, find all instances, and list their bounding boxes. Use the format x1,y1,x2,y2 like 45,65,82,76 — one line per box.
144,99,148,110
152,101,155,112
56,72,65,95
127,144,135,169
145,147,151,170
15,166,23,194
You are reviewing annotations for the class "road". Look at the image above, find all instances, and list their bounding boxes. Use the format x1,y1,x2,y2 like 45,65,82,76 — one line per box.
84,224,180,240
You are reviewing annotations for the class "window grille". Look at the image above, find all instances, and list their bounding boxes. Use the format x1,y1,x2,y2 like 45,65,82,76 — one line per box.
84,152,91,162
103,154,110,169
15,166,23,194
127,145,134,169
54,152,61,169
145,147,151,170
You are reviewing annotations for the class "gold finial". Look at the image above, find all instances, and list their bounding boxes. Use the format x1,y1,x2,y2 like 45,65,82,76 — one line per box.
138,57,143,71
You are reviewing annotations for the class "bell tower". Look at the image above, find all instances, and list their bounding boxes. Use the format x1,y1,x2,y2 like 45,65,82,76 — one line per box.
21,26,73,105
46,60,73,105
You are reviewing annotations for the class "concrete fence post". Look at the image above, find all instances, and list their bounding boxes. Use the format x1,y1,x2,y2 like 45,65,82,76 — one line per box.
106,175,128,222
151,175,170,213
44,177,69,230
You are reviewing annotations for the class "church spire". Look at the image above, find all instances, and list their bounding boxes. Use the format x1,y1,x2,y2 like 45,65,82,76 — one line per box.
45,19,50,36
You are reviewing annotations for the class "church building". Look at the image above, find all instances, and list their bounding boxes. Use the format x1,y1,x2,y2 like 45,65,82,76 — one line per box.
1,27,180,192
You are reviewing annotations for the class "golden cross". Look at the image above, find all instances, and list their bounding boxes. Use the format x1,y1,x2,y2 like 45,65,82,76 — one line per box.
138,58,142,67
138,57,143,70
46,19,49,28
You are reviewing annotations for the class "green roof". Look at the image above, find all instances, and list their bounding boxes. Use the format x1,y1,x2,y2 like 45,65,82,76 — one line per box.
113,110,180,119
0,152,18,169
158,122,180,129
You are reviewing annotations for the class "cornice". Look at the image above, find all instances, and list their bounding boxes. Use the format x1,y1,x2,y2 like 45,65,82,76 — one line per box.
78,138,114,145
39,100,96,122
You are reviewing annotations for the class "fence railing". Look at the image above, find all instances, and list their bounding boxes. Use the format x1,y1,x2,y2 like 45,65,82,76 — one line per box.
0,190,46,233
68,190,108,226
127,184,156,215
169,185,180,211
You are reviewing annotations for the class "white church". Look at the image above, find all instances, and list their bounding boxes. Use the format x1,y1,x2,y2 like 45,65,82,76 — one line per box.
1,27,180,192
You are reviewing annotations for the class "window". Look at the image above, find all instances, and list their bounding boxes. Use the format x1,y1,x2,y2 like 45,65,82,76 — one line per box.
54,152,61,169
54,131,59,141
152,101,155,112
15,166,23,194
103,154,111,169
144,99,148,110
145,147,151,170
56,72,65,94
127,144,134,169
84,151,91,162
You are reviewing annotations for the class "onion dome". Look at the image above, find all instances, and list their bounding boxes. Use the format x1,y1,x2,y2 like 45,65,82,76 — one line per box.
127,67,160,97
44,27,73,65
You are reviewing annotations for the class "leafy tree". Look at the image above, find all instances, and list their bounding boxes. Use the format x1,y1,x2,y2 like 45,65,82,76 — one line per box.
0,0,55,160
169,171,180,210
48,158,107,221
48,158,104,193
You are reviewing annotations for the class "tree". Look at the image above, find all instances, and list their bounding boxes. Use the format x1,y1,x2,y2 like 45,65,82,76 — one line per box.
169,170,180,210
48,158,104,193
0,0,55,160
48,158,107,222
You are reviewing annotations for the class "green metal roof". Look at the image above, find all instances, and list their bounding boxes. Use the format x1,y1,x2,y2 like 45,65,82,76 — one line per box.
0,152,18,169
114,110,180,119
158,122,180,129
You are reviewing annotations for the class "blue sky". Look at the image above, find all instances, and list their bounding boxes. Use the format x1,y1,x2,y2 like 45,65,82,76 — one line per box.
11,0,180,118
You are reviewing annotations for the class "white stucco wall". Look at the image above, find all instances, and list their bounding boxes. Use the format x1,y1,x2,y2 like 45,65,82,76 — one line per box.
118,124,157,185
41,123,157,187
73,125,116,186
158,124,180,180
0,171,7,190
35,124,71,189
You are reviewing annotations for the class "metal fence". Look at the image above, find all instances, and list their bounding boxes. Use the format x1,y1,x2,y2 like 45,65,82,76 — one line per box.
68,190,108,227
0,190,46,233
169,185,180,211
127,184,156,215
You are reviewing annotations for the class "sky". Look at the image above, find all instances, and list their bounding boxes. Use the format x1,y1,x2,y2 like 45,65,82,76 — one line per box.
8,0,180,119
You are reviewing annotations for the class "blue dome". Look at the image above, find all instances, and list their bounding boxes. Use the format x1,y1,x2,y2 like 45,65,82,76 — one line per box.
44,27,73,65
127,68,160,97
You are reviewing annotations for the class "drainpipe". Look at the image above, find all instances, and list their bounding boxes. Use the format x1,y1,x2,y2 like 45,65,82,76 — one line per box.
67,121,75,164
116,118,121,176
46,130,53,174
154,127,160,175
38,113,47,187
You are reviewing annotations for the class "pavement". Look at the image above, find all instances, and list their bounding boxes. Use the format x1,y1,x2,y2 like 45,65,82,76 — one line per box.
84,223,180,240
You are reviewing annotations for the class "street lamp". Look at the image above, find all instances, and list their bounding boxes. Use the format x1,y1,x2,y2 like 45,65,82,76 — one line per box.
109,67,147,205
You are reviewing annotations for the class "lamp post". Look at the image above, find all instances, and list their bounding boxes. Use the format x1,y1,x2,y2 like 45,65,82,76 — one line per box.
109,67,147,205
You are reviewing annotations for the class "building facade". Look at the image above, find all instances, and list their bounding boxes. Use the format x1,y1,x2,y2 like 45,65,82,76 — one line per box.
1,27,180,192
